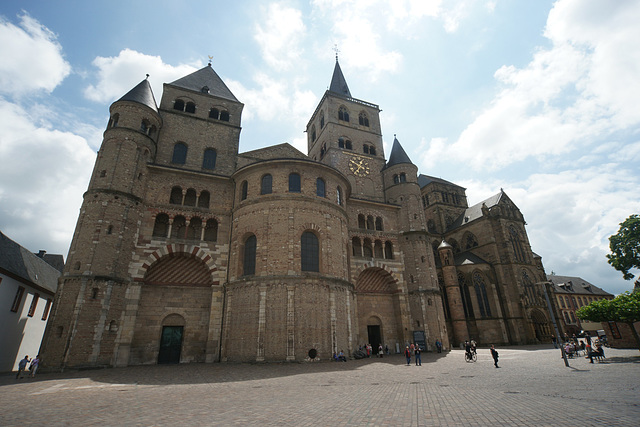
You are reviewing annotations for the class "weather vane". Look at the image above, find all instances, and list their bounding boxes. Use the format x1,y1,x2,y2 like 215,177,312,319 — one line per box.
333,44,340,62
208,55,213,66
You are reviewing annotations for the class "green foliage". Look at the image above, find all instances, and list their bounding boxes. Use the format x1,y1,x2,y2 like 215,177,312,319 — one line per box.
607,214,640,280
577,291,640,324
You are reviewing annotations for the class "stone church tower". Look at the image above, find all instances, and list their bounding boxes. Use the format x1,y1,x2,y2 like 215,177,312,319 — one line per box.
41,59,551,370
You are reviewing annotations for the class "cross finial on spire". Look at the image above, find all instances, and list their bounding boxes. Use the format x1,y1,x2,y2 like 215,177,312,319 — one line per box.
145,74,149,80
208,55,213,66
333,44,340,62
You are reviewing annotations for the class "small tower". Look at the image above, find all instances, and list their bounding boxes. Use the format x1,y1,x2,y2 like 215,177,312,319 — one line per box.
438,239,469,346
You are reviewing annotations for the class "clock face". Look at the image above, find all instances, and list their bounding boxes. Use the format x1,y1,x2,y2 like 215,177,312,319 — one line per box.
349,156,370,176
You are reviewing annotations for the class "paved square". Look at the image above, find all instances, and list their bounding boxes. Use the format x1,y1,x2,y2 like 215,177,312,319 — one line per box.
1,345,638,426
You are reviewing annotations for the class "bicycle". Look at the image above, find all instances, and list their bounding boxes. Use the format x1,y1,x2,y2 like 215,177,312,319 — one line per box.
465,350,477,362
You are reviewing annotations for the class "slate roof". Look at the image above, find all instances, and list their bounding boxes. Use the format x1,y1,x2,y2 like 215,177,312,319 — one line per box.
385,137,413,168
417,174,465,190
329,60,352,98
169,64,239,102
547,274,613,296
448,191,504,231
0,231,60,294
116,78,158,112
433,249,489,269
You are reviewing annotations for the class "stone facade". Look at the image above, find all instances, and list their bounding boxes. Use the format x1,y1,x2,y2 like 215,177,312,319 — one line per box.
40,61,553,369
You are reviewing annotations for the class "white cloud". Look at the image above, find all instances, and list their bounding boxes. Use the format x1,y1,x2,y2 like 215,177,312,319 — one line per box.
254,3,306,71
84,49,199,104
0,13,71,96
420,0,640,171
0,97,96,255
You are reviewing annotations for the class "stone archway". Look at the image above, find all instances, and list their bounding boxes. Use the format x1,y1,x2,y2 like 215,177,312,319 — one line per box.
529,309,549,343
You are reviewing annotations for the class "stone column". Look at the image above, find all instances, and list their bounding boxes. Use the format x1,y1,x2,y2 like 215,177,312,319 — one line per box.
438,240,468,346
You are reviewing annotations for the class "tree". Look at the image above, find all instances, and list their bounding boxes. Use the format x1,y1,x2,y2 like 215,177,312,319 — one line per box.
607,214,640,280
577,291,640,351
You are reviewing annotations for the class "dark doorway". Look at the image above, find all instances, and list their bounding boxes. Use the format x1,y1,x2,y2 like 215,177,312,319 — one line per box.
158,326,183,364
367,325,381,352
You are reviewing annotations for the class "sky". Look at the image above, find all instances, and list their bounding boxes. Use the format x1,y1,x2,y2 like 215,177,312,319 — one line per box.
0,0,639,295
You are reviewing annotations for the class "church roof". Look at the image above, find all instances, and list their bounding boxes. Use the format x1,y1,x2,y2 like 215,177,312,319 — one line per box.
329,60,352,98
385,137,413,168
547,274,612,296
447,191,505,231
169,64,238,102
116,78,158,112
433,248,489,268
418,174,466,190
0,231,61,294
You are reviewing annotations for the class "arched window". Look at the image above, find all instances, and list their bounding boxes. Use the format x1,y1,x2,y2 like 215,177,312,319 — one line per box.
338,137,345,148
363,238,373,257
172,142,187,164
152,214,169,238
338,106,349,122
185,102,196,113
316,178,326,197
375,217,383,231
358,214,366,229
358,112,369,127
384,241,393,259
203,148,217,170
289,173,301,192
209,108,219,119
393,175,399,184
336,186,343,206
170,187,183,205
369,146,376,156
240,181,248,201
109,113,119,128
374,240,383,258
464,232,478,250
311,125,316,142
345,140,352,150
186,217,202,240
243,235,257,276
458,273,475,319
140,119,150,134
366,215,374,230
204,219,218,242
184,188,197,206
473,272,492,317
171,216,186,239
301,231,319,272
173,99,185,111
399,173,406,183
320,112,325,129
352,237,362,257
220,110,230,121
261,174,272,195
198,191,210,208
509,225,526,262
363,144,369,154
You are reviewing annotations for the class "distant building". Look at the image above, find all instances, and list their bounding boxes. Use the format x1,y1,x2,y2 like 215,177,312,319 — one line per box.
547,274,613,336
41,60,553,369
0,231,61,372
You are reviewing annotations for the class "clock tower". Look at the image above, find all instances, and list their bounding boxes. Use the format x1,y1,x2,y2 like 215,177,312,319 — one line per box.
306,59,386,201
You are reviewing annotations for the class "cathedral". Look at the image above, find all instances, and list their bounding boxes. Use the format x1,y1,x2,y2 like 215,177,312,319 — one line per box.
41,59,553,368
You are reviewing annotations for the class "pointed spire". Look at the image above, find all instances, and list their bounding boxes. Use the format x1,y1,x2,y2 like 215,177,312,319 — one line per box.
169,65,238,102
329,59,352,98
116,78,158,112
386,135,414,168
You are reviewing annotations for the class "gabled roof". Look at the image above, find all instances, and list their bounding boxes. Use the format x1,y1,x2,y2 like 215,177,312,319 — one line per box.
329,60,351,98
547,274,613,296
418,174,465,190
447,191,505,231
433,249,489,269
385,136,413,168
116,78,158,112
240,143,308,161
169,64,239,102
0,231,60,294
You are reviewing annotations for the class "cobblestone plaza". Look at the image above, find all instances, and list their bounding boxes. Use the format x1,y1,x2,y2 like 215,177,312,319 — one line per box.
2,346,639,426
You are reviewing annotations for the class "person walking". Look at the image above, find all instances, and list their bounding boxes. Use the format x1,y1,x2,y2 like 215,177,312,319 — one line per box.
404,346,412,365
414,345,422,366
29,355,40,378
490,345,499,368
16,355,30,379
435,338,442,353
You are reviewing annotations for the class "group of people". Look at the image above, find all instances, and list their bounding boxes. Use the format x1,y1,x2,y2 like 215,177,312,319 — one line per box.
332,350,347,362
404,343,422,366
16,355,40,379
558,333,606,363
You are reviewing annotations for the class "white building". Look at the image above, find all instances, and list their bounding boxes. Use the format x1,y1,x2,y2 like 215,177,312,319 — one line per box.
0,231,61,372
